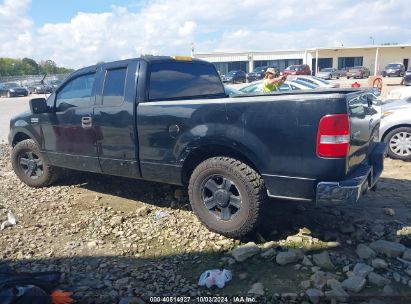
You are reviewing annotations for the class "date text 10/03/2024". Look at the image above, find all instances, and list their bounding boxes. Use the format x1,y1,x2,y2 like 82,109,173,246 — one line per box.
149,296,257,303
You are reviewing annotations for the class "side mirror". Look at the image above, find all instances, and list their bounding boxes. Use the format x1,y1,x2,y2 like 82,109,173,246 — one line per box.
29,98,48,114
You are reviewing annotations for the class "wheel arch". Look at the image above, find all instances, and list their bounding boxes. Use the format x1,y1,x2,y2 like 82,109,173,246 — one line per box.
382,124,411,142
181,143,261,186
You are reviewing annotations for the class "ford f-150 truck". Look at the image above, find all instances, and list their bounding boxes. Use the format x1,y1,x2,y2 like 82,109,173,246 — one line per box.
8,56,386,238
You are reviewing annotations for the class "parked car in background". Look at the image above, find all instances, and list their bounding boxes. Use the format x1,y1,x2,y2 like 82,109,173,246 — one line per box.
387,86,411,100
48,80,63,91
346,66,371,79
337,68,348,77
380,97,411,161
382,63,405,77
286,75,340,88
246,66,276,82
0,82,29,97
403,75,411,86
239,79,317,93
221,70,246,83
26,81,52,94
282,64,311,76
317,68,340,80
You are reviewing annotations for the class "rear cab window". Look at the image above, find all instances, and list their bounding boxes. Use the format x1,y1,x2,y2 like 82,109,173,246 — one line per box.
148,61,225,101
102,68,127,106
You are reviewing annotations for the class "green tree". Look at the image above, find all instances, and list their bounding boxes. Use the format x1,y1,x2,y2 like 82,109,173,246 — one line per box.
22,58,39,74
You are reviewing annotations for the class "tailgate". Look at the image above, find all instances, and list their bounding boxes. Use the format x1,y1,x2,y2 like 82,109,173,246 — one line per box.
346,91,381,174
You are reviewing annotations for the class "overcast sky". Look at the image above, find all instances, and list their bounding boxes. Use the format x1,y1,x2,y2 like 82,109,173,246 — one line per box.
1,0,410,69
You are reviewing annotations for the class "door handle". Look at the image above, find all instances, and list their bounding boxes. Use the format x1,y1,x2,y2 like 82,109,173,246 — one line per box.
81,116,92,128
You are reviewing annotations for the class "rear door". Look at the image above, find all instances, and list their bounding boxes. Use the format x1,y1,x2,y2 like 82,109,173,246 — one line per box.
347,92,381,172
92,60,141,178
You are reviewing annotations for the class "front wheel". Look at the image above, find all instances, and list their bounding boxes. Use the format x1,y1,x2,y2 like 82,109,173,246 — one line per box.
11,139,61,187
384,127,411,161
188,157,265,238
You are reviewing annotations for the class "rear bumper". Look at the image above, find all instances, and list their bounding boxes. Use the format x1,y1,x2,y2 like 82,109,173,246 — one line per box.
316,142,387,204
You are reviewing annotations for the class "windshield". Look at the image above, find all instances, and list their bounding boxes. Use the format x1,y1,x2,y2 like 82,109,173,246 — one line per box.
224,86,243,96
387,64,402,68
239,81,263,93
291,80,318,89
321,68,333,72
4,83,19,88
226,71,237,76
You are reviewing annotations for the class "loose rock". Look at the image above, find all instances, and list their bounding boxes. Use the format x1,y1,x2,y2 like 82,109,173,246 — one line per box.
353,263,374,277
312,251,335,270
248,282,264,296
341,275,366,293
369,240,406,257
231,242,261,262
276,250,303,265
402,249,411,261
306,288,323,304
324,286,349,302
356,244,377,259
368,272,390,287
371,258,388,269
384,208,395,216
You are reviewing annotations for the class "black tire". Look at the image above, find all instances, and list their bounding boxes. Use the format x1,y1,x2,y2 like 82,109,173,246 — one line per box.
11,139,61,187
188,157,265,238
347,76,350,79
384,127,411,161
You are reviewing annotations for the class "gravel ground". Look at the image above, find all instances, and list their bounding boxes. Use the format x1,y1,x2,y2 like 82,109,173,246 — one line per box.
1,143,411,303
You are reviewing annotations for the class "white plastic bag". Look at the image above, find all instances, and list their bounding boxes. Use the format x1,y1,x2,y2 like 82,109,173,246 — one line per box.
198,269,232,289
1,210,17,230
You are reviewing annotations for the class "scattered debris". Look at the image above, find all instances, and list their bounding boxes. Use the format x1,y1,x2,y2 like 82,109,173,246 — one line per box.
1,210,17,230
154,210,169,220
198,269,232,289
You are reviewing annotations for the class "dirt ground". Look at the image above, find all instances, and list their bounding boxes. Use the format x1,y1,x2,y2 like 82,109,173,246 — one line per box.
1,142,411,303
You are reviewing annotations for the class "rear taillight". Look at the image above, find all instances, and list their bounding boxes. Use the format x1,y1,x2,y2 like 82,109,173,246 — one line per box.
316,114,350,158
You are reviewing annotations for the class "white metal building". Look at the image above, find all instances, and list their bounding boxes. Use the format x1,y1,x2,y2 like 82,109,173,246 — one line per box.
194,44,411,76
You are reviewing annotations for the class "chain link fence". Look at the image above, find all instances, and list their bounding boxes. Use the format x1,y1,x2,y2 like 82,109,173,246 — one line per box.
0,74,70,86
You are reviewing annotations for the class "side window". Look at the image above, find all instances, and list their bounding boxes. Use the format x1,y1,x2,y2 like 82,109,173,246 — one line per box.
349,95,368,116
102,68,127,106
56,73,95,112
149,61,224,101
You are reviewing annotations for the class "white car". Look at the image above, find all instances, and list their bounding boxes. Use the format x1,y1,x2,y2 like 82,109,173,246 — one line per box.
387,87,411,100
239,79,317,94
286,75,340,88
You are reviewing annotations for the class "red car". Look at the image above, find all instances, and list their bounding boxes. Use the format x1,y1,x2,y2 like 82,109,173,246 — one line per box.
282,64,311,76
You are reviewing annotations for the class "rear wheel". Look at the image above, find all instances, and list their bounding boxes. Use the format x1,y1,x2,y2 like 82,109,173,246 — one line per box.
188,157,265,238
11,139,61,187
384,127,411,161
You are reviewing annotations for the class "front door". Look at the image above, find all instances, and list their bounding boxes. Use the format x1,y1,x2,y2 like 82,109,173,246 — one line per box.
43,71,101,172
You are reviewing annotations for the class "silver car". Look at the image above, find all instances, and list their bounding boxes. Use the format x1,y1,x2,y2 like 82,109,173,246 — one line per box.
379,97,411,161
317,68,340,80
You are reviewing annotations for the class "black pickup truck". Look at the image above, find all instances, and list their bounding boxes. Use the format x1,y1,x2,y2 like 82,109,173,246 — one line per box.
8,56,386,238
